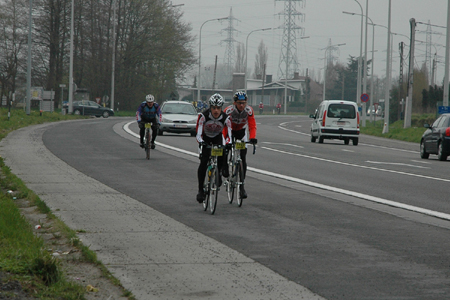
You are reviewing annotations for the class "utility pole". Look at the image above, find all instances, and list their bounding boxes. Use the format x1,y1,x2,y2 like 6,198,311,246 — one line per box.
221,8,238,76
362,0,369,127
212,55,218,91
398,42,404,121
444,0,450,107
110,0,116,111
382,0,391,134
431,53,437,86
68,0,74,114
26,0,32,115
276,0,305,114
404,18,416,129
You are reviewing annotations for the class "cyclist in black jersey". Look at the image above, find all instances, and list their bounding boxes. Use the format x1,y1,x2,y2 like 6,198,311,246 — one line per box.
195,93,232,203
136,94,161,149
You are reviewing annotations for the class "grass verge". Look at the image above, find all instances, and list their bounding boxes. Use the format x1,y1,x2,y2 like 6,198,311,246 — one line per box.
360,119,423,143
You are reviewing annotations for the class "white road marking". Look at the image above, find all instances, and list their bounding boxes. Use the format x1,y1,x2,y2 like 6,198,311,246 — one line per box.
276,123,418,154
123,121,450,222
366,161,430,169
341,149,354,153
262,146,444,181
263,142,304,148
411,160,432,164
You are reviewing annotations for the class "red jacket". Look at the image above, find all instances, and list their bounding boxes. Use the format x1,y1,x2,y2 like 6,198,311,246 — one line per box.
223,104,257,140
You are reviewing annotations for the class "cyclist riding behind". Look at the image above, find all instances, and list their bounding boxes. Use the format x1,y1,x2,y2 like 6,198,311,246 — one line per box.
136,94,161,149
196,93,232,203
223,91,257,199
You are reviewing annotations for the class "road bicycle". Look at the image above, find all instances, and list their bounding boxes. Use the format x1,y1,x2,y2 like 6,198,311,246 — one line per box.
143,122,152,160
225,139,256,207
201,143,224,215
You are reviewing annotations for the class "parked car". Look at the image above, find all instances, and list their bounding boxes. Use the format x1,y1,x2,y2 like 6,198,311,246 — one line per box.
64,100,114,118
420,113,450,161
158,101,198,136
310,100,360,145
367,105,383,117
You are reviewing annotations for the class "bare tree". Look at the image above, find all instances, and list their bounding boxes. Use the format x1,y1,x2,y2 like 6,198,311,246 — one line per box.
0,0,28,104
1,0,196,111
253,40,267,79
234,43,245,73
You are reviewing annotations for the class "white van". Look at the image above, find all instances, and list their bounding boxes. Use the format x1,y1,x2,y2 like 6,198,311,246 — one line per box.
309,100,360,145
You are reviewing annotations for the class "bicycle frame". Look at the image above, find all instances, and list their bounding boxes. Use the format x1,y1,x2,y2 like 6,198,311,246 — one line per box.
201,144,223,215
226,139,256,206
143,122,152,160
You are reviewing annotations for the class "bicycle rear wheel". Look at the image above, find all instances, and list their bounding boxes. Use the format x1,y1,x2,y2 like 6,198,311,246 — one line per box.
236,161,244,207
209,166,218,214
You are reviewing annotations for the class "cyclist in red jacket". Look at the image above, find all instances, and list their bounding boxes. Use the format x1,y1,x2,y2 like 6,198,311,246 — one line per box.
276,102,281,114
223,91,257,199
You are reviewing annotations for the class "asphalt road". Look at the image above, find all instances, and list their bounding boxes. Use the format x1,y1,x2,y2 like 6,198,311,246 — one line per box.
40,115,450,300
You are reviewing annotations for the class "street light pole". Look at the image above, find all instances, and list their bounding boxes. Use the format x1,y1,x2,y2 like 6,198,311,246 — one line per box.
369,21,375,123
353,0,364,111
110,0,116,111
245,27,271,104
68,0,74,114
322,43,345,101
444,0,450,106
362,0,368,126
383,0,392,134
26,0,32,115
197,17,228,103
344,11,377,122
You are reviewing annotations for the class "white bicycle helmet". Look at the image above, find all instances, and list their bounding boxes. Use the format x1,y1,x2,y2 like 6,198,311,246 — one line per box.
145,94,155,103
208,93,224,107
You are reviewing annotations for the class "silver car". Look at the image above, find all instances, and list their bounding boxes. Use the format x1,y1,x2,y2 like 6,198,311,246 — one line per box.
158,101,198,136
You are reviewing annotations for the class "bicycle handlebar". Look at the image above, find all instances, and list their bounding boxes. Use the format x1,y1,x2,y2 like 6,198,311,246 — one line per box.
230,139,256,155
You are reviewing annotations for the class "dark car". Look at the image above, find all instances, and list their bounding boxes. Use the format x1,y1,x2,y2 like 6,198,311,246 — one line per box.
420,113,450,161
64,100,114,118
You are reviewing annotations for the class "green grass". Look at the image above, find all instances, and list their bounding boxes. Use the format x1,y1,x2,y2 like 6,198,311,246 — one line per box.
361,120,424,143
360,114,433,144
0,159,85,299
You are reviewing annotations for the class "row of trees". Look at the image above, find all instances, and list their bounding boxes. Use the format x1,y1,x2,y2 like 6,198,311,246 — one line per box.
324,55,444,122
0,0,196,111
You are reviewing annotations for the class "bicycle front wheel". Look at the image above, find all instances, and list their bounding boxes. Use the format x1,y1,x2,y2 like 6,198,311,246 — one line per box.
227,161,236,204
236,161,244,207
203,169,211,211
145,128,150,160
209,166,219,215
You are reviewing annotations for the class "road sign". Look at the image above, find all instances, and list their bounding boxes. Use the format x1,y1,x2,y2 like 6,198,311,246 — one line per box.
438,106,450,114
360,93,369,103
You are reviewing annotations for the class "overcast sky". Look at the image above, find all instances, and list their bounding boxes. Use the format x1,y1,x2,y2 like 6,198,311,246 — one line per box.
170,0,448,85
